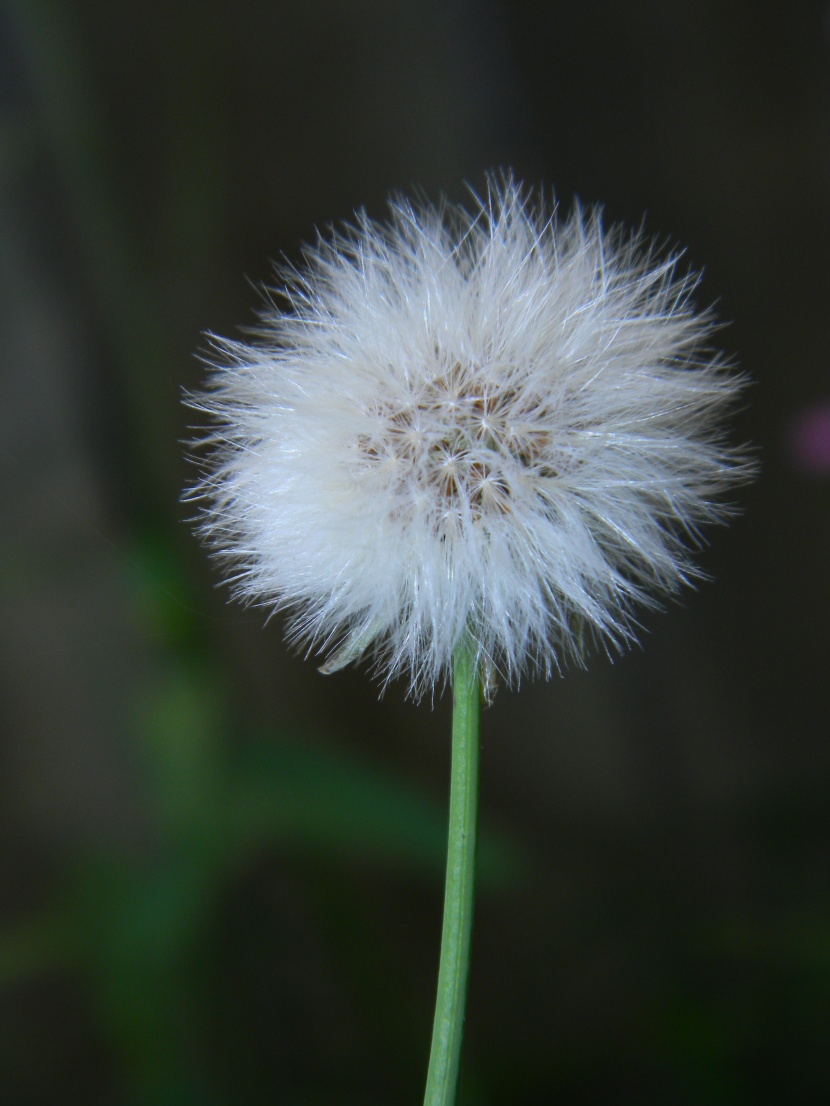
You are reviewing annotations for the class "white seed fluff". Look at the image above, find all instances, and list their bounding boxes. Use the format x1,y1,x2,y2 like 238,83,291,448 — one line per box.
188,180,749,698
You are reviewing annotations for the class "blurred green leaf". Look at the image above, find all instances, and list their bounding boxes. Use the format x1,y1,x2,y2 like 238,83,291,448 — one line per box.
133,662,226,834
124,533,201,649
129,654,524,887
222,737,523,887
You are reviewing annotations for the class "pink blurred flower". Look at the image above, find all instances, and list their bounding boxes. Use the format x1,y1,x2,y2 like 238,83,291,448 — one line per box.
788,403,830,475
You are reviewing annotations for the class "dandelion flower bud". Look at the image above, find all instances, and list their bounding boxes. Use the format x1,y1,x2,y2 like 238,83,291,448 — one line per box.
188,179,750,698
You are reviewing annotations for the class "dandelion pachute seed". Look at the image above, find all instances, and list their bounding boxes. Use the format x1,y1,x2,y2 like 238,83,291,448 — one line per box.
188,179,751,697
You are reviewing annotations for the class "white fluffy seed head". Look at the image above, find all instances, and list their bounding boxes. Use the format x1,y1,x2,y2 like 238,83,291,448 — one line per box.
187,178,751,699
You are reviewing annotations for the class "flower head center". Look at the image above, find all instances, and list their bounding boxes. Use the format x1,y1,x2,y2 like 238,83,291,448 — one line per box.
356,363,556,524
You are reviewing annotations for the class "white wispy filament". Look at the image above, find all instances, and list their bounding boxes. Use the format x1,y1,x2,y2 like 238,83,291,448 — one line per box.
189,180,749,698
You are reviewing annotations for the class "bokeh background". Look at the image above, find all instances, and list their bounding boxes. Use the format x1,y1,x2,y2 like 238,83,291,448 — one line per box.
1,1,828,1102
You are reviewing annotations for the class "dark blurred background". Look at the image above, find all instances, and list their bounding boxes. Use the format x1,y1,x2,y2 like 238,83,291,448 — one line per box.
1,0,828,1102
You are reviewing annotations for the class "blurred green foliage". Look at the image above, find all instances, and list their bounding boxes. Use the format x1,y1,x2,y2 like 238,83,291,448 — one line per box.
0,642,518,1103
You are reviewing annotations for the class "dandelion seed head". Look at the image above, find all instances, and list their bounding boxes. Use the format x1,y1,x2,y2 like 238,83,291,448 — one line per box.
187,178,751,698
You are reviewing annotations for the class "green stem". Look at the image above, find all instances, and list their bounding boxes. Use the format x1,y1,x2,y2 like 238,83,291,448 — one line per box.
423,636,481,1106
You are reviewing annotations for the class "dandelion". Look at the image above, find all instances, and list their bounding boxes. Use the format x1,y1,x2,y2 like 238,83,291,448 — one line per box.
190,180,747,699
187,177,750,1106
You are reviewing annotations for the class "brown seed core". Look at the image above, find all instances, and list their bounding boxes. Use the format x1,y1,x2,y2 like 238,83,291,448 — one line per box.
356,364,554,523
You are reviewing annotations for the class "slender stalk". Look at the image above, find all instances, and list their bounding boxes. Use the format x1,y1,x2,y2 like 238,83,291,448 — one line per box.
423,636,481,1106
